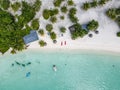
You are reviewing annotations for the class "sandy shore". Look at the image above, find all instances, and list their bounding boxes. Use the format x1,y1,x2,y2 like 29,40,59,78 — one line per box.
26,0,120,53
9,0,120,53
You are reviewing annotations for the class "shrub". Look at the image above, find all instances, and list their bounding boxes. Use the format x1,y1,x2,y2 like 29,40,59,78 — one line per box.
69,23,88,39
82,2,91,10
106,8,116,20
90,1,97,8
0,0,10,10
50,16,57,23
115,8,120,15
46,24,53,32
31,19,39,30
53,0,64,7
50,32,57,40
67,0,74,6
60,15,64,20
61,6,68,13
39,40,47,47
87,20,99,30
117,32,120,37
38,29,44,36
50,8,59,16
43,9,50,19
11,2,21,12
18,1,36,25
98,0,106,6
116,16,120,27
69,7,77,15
69,8,78,23
69,13,78,23
60,27,66,33
33,0,42,11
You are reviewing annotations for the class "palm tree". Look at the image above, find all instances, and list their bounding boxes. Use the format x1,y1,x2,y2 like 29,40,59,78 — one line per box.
98,0,106,6
90,0,97,8
82,2,91,10
87,20,99,31
106,8,116,20
11,49,16,54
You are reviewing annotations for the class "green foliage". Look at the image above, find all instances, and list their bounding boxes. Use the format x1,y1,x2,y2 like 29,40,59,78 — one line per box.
60,27,66,33
46,24,53,32
69,14,78,23
53,0,64,7
69,8,77,15
10,49,16,54
115,8,120,15
31,19,39,30
70,23,88,40
67,0,74,6
60,15,64,20
68,7,78,23
106,7,120,28
11,2,21,12
50,32,57,40
117,32,120,37
33,0,42,11
87,20,99,30
39,40,47,47
38,29,44,36
82,0,110,10
0,0,10,10
0,10,14,25
61,6,68,13
50,16,57,23
90,0,97,8
106,8,116,20
98,0,106,6
49,8,59,16
116,16,120,27
0,1,38,54
18,1,36,25
43,9,50,19
82,2,90,10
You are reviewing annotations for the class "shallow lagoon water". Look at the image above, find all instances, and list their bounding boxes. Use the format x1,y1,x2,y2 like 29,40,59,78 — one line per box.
0,50,120,90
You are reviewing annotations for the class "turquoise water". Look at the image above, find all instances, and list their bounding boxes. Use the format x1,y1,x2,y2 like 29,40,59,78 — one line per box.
0,50,120,90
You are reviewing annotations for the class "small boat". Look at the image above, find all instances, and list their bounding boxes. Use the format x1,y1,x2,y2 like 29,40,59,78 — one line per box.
53,65,57,72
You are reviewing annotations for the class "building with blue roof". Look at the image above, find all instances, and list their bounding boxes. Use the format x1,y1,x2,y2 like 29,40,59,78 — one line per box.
23,30,39,44
82,24,88,31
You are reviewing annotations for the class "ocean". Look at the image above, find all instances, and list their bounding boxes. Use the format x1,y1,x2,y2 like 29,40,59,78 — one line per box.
0,50,120,90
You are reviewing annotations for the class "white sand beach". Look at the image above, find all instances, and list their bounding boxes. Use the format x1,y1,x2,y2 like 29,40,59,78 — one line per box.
10,0,120,53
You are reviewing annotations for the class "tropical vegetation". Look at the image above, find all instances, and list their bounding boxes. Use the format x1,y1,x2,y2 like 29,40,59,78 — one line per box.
106,7,120,37
50,32,57,40
61,6,68,13
31,19,40,30
0,0,10,10
43,9,50,20
60,27,66,33
68,7,78,23
87,20,99,31
70,23,88,40
53,0,64,7
67,0,74,6
82,0,110,10
39,40,47,47
50,16,57,23
46,24,53,32
38,29,44,36
0,0,41,54
11,2,21,12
